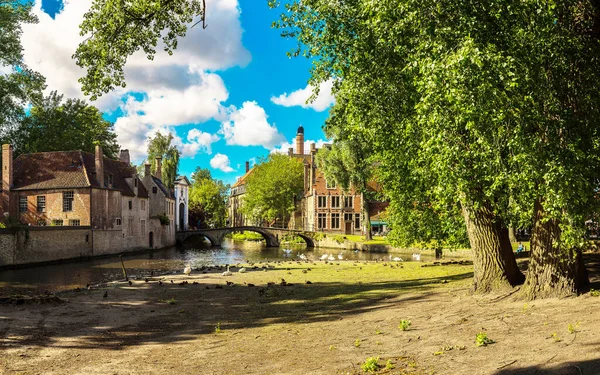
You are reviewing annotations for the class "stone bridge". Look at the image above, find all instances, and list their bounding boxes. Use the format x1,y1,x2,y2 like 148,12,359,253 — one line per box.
176,226,316,248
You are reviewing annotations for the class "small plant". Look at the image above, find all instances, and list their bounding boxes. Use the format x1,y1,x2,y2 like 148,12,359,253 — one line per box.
329,345,336,350
354,338,361,347
215,323,221,334
522,303,529,313
475,332,494,347
361,356,380,373
156,213,170,226
399,319,411,331
568,322,580,334
551,332,561,342
178,309,185,314
375,329,382,335
386,359,394,370
159,298,177,305
590,289,600,297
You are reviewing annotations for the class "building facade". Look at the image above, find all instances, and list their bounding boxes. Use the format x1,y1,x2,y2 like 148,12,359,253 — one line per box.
228,161,253,227
174,176,190,231
0,144,176,259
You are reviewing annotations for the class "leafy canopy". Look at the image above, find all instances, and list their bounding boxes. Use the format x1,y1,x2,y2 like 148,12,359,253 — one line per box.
241,153,304,225
74,0,207,99
147,132,180,187
189,167,229,228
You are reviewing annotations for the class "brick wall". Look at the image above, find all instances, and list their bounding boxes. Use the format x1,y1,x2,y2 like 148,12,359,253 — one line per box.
17,188,91,226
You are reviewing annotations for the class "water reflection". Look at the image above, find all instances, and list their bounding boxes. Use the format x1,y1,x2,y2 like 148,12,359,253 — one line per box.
0,239,465,294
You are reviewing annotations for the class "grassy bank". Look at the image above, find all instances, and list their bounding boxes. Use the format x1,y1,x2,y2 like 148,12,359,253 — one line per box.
227,231,265,242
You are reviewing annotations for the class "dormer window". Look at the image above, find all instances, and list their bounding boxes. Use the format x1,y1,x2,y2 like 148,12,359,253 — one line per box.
134,178,138,187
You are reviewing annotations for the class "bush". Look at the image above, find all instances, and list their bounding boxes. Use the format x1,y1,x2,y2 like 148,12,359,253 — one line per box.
361,357,380,373
156,213,170,226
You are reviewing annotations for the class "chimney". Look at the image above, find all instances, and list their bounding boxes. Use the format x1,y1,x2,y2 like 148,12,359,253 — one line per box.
119,149,130,165
144,163,151,178
288,147,294,156
95,145,104,187
296,125,305,155
155,156,162,180
310,143,316,153
2,144,13,216
245,161,250,173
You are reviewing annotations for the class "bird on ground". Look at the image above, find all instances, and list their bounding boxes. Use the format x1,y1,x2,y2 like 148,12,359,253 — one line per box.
238,267,247,273
158,280,163,285
320,254,328,260
393,257,403,262
298,254,307,260
103,291,108,298
305,281,312,284
412,253,421,261
283,249,293,254
183,264,192,276
338,253,344,260
222,266,233,276
128,280,132,286
328,254,335,261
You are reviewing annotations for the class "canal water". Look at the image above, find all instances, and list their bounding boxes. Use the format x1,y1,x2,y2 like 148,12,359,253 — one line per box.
0,239,453,294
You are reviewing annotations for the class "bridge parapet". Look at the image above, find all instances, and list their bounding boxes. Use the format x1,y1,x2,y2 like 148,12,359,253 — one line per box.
176,226,317,248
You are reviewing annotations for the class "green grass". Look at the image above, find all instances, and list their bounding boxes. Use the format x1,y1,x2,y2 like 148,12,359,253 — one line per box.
229,231,265,242
511,241,530,252
327,234,390,245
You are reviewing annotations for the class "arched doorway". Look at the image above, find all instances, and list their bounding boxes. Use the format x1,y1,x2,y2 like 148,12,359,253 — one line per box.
149,231,154,248
179,202,185,231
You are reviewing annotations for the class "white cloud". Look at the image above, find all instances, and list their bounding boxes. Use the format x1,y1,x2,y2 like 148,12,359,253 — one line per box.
210,153,235,172
220,101,285,148
271,139,330,155
181,129,220,157
270,79,335,112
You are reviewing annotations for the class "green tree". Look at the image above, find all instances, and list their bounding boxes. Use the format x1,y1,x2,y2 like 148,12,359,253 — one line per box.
241,153,303,227
13,91,119,158
272,0,600,297
189,167,229,228
0,1,45,138
147,132,180,187
74,0,207,100
315,136,374,239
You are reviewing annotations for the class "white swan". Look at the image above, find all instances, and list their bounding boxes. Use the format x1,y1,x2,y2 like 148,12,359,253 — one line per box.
337,253,344,260
412,253,421,261
238,267,247,273
221,266,232,276
327,254,335,261
392,257,403,262
298,254,307,260
183,263,192,276
283,249,293,254
320,254,328,260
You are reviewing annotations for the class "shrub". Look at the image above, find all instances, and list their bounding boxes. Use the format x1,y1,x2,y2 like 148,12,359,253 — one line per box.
156,213,170,226
361,357,380,373
399,319,411,331
475,332,494,347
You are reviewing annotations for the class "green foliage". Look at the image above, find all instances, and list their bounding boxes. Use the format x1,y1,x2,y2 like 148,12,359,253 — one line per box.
156,213,170,226
189,167,229,228
12,91,119,158
215,322,221,334
398,319,411,331
147,133,180,187
551,332,561,342
74,0,207,100
475,332,494,347
271,0,600,294
0,2,45,136
568,322,580,334
241,154,303,226
0,222,5,229
160,298,177,305
230,231,264,242
385,359,394,370
361,356,380,373
354,338,361,347
590,289,600,297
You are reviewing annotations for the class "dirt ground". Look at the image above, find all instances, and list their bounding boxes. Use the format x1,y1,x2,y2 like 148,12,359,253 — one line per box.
2,255,600,375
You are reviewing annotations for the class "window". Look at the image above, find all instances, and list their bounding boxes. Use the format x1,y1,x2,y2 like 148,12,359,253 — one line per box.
37,196,46,213
141,200,146,211
344,213,353,222
19,197,27,213
63,191,74,212
128,200,133,210
128,217,134,236
331,213,340,229
317,196,327,208
331,196,340,208
116,217,122,226
344,196,354,208
37,220,46,226
326,179,337,189
141,219,146,235
108,174,113,187
70,219,80,226
152,186,157,194
318,213,327,229
355,213,361,230
134,178,138,187
52,219,64,226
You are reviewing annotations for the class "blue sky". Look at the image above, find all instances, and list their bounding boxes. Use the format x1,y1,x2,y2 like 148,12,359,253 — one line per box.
29,0,331,184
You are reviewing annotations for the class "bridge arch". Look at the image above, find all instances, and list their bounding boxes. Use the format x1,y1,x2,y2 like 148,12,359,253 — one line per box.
178,233,218,247
176,226,317,248
219,227,279,247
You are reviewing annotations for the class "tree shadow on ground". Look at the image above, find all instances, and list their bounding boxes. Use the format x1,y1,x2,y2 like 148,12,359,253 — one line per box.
0,270,473,350
494,358,600,374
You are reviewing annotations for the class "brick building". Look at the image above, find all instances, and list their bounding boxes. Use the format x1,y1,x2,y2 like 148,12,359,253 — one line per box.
0,144,175,256
228,161,254,227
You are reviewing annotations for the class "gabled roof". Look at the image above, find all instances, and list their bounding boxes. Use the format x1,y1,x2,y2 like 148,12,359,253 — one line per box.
232,167,255,188
12,150,148,198
174,175,191,186
151,176,175,199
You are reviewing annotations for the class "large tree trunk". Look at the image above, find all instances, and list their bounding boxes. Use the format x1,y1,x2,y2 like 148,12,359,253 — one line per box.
520,200,589,299
499,223,526,285
462,203,525,292
362,191,372,240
